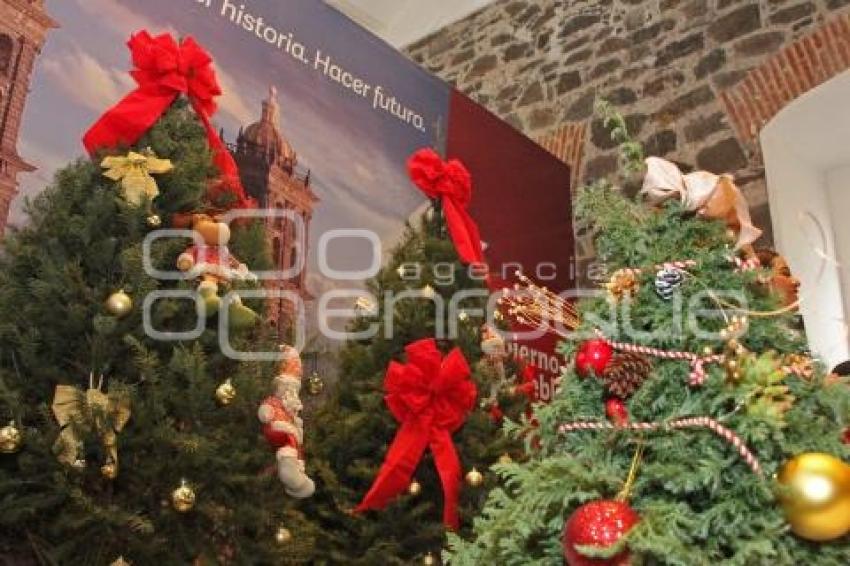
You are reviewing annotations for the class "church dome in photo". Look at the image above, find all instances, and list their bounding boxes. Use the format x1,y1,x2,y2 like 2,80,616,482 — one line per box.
240,86,297,165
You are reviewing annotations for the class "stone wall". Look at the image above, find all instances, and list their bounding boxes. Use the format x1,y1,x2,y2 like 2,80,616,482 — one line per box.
406,0,850,264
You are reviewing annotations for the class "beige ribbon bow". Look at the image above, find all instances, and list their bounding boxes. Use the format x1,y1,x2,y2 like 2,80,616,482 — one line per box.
52,376,131,471
101,149,173,206
641,157,762,249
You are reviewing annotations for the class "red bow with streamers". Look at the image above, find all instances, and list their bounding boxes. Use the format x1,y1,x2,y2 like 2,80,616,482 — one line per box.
408,149,484,265
83,31,253,208
356,338,477,529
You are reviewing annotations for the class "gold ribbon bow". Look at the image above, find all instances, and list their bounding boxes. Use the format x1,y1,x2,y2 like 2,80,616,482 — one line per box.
52,376,131,473
101,149,173,206
641,157,762,250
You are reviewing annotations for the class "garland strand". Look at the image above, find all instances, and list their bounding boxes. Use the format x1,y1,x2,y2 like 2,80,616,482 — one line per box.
594,330,722,386
558,416,761,475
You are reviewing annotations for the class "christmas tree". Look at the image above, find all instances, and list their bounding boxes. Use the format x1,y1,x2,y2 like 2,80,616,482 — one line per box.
306,205,526,564
0,33,321,564
446,109,850,565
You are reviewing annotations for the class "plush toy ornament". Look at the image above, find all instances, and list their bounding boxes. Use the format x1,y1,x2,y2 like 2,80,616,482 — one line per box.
174,212,259,329
258,345,315,499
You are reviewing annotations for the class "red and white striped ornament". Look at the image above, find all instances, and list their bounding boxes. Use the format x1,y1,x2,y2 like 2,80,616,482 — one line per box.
558,416,761,475
594,330,723,386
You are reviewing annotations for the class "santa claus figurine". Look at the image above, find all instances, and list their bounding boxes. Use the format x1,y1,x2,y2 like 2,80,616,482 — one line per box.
258,345,315,498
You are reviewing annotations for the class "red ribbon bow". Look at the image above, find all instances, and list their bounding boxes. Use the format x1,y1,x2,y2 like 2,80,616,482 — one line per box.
356,338,477,529
83,30,253,208
407,148,484,265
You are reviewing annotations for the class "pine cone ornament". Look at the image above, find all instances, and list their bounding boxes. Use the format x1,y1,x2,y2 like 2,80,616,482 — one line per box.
655,267,684,300
601,353,652,398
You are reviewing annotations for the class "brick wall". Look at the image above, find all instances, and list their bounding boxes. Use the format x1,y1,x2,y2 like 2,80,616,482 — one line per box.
406,0,850,258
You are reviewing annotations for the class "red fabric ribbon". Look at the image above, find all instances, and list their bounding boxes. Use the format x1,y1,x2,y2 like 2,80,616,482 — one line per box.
408,148,484,265
356,338,477,529
83,30,253,208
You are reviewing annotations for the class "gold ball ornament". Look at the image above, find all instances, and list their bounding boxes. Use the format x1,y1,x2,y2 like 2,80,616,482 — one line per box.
171,479,196,513
106,290,133,318
465,468,484,488
146,214,162,229
100,460,118,480
306,372,325,396
422,553,436,566
215,379,237,406
274,526,293,544
0,421,22,454
777,452,850,541
408,479,422,496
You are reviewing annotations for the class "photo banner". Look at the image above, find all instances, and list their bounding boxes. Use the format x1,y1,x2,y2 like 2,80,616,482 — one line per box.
15,0,575,398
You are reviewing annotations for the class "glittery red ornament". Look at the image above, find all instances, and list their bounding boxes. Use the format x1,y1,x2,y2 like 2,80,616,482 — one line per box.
563,500,640,566
605,399,629,426
576,339,614,377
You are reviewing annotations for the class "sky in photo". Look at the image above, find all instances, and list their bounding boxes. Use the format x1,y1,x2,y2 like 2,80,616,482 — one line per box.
16,0,450,298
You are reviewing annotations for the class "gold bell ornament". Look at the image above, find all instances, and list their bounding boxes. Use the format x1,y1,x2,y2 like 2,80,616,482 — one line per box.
777,452,850,541
106,290,133,318
215,379,237,406
171,479,196,513
0,420,22,454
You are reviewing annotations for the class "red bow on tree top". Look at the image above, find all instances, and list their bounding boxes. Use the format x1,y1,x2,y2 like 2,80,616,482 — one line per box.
83,31,254,209
408,149,484,265
356,338,477,530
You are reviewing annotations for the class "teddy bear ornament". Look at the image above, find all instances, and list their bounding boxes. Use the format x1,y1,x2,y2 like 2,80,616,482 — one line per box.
174,212,259,329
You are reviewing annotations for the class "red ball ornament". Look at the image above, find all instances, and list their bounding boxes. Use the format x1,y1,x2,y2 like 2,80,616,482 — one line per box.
843,427,850,445
605,399,629,426
576,339,614,377
563,500,640,566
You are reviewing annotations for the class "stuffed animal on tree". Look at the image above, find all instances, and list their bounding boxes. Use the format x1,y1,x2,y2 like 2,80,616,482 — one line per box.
174,212,259,329
258,345,315,499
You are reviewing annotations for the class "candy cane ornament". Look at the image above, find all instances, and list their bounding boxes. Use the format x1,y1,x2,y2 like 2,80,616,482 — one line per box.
558,416,761,475
594,330,723,386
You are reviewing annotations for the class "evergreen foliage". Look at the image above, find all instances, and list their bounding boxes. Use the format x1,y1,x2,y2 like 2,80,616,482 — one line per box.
305,213,525,564
0,101,319,564
446,120,850,565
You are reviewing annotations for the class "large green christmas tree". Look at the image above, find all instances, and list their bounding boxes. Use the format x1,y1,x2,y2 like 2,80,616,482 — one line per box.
0,101,323,564
305,212,526,564
446,113,850,565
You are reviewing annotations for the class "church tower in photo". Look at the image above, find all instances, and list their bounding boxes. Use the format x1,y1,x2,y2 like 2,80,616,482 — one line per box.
230,86,319,332
0,0,56,234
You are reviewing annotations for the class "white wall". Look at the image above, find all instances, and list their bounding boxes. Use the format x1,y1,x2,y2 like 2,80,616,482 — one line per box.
826,166,850,329
761,73,850,368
